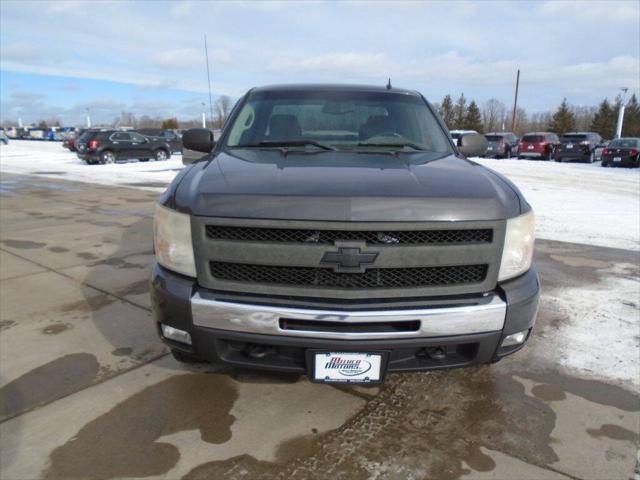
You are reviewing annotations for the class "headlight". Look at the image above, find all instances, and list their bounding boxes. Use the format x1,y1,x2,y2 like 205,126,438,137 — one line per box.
498,210,535,281
153,203,196,277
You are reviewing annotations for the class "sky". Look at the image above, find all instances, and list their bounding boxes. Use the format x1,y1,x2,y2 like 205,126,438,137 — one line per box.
1,0,639,126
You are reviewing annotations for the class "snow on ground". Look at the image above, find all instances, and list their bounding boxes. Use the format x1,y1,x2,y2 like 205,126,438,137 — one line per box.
541,260,640,389
474,157,640,252
1,140,638,251
0,140,183,190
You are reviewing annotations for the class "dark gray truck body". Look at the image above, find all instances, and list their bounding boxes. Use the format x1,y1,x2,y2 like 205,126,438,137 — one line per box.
151,85,539,381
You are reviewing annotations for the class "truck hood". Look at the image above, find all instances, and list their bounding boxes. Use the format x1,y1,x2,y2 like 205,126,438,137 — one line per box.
173,149,522,221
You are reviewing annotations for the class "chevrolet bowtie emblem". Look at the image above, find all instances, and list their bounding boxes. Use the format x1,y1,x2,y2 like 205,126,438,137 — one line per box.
321,247,379,272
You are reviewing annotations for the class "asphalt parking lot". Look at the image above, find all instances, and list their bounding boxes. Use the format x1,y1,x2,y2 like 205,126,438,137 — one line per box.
0,171,638,480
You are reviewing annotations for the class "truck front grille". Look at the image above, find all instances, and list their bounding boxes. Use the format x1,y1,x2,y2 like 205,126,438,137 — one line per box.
210,262,488,289
206,226,492,245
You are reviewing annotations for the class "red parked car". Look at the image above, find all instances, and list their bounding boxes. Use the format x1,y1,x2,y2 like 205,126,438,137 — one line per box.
517,132,560,161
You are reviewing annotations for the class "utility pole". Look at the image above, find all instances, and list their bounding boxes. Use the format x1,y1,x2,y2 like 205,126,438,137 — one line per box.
204,34,215,134
201,102,206,128
615,87,628,139
86,108,91,128
510,69,520,132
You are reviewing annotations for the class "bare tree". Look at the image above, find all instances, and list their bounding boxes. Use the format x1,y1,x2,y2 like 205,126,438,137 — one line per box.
214,95,233,127
482,99,507,132
112,111,137,128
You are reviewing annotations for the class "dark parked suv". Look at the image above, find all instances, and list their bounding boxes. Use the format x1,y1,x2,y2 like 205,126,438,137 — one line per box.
484,132,519,158
555,132,602,163
151,84,539,384
138,129,183,153
76,130,171,164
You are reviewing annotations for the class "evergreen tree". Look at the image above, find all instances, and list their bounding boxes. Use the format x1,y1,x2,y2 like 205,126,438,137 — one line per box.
439,94,455,128
548,98,576,134
453,93,467,130
464,101,483,132
622,93,640,137
590,99,616,139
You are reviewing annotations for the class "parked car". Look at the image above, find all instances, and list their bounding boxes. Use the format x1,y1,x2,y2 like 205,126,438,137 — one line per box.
555,132,603,163
138,129,183,153
517,132,560,160
151,83,539,383
600,138,640,168
76,130,172,164
0,132,9,145
483,132,519,158
449,129,478,147
63,129,86,152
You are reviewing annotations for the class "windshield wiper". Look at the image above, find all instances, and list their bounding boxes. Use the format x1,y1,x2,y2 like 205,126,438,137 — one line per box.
356,142,427,151
235,140,337,151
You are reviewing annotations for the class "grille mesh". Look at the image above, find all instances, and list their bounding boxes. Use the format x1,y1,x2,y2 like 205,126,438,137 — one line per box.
210,262,487,289
206,226,492,245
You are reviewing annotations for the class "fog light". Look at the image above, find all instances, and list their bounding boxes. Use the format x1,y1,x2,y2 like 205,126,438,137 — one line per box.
161,324,192,345
501,330,528,348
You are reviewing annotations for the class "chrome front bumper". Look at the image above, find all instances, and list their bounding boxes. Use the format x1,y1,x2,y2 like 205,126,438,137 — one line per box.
191,293,507,340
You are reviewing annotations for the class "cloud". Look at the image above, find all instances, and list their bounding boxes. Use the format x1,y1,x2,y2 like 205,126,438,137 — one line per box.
149,48,231,69
269,52,387,74
1,42,44,62
8,90,45,102
538,1,639,23
45,0,88,13
170,1,193,17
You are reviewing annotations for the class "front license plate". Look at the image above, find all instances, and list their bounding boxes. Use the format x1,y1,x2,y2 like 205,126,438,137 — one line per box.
614,156,622,162
313,352,383,383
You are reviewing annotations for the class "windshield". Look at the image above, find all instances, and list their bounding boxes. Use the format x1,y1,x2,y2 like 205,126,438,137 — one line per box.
224,90,452,154
609,138,639,148
560,135,587,143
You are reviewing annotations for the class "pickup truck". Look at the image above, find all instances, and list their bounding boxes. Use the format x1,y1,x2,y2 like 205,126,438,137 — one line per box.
151,84,539,384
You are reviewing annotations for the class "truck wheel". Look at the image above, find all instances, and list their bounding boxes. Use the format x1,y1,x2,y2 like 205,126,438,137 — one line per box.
171,349,202,364
100,151,115,164
154,149,168,161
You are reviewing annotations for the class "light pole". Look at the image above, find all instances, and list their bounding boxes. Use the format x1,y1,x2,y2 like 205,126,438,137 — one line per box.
86,108,91,128
201,102,206,128
614,87,628,139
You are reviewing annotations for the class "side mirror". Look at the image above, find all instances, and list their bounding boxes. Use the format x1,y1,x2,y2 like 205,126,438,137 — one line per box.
458,133,488,157
182,128,215,154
